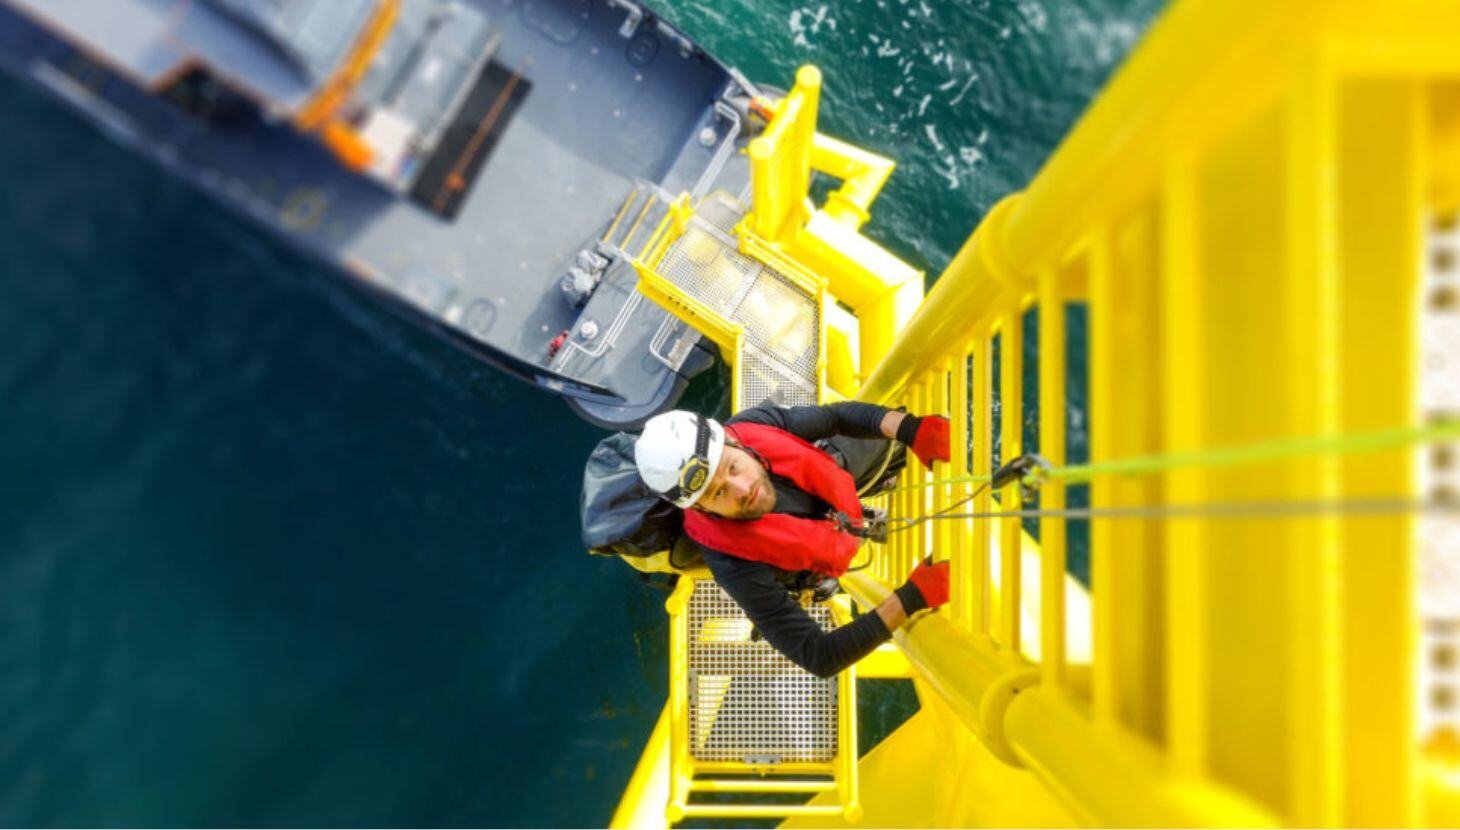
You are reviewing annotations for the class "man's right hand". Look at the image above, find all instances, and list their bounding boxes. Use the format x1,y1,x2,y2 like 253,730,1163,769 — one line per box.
894,558,949,616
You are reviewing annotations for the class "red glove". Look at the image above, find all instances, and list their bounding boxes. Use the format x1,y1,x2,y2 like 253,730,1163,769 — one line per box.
894,559,949,615
897,414,949,469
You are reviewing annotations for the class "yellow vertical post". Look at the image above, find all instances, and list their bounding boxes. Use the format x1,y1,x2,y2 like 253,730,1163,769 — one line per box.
932,362,952,566
1160,157,1210,777
971,335,993,638
950,345,972,635
665,578,695,823
749,137,778,240
1087,235,1118,724
1196,96,1293,814
899,380,914,577
916,378,930,578
913,378,931,567
1037,272,1066,685
836,663,861,821
890,381,905,581
792,65,821,217
1090,207,1165,740
1283,56,1342,827
1334,76,1424,826
928,373,942,563
998,309,1024,653
747,65,820,244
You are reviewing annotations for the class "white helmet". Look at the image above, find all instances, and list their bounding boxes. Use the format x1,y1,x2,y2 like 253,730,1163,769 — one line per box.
635,410,726,508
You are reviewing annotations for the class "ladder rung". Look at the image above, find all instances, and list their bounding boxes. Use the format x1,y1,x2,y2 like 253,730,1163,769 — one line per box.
692,760,838,775
689,778,837,794
679,803,846,819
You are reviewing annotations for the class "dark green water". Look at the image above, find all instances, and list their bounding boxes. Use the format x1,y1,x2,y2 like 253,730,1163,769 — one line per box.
0,1,1159,825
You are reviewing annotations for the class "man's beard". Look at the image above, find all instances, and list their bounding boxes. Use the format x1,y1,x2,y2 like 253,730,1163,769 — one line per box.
727,472,773,520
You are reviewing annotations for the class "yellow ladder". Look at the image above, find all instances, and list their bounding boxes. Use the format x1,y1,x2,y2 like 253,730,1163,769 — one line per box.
830,0,1460,825
662,578,859,823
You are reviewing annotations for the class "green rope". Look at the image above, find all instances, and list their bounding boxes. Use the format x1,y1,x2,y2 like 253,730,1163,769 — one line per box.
1051,420,1460,484
884,496,1458,530
881,471,991,496
878,419,1460,496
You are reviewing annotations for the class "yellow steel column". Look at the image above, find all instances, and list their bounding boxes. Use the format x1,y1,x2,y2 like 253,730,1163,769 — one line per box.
932,364,952,564
1283,55,1342,827
1037,271,1067,685
1197,95,1294,815
913,378,932,566
1160,156,1210,777
950,345,973,635
998,310,1024,653
748,136,779,241
1088,236,1117,723
1334,76,1425,826
611,706,673,829
836,661,861,821
1089,212,1165,740
792,65,821,222
971,335,993,638
665,578,695,823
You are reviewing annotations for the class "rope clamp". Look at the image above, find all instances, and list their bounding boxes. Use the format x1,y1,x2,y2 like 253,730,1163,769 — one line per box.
990,454,1052,502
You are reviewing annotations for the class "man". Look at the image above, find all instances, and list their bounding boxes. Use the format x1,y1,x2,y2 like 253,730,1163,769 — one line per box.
634,401,951,678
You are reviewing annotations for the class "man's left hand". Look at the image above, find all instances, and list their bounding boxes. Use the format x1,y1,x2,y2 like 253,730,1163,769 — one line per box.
897,414,950,469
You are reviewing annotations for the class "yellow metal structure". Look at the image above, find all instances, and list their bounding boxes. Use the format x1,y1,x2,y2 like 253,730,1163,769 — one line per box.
632,64,925,411
615,0,1460,824
744,66,925,385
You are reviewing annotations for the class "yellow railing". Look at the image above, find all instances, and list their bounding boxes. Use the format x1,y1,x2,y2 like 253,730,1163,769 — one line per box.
748,67,819,242
742,66,924,387
845,0,1460,825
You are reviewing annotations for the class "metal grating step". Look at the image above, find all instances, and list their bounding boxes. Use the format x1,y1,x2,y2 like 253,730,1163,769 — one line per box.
687,581,838,764
655,202,820,408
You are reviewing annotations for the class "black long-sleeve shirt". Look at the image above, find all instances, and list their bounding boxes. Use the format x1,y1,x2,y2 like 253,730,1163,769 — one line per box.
700,402,895,678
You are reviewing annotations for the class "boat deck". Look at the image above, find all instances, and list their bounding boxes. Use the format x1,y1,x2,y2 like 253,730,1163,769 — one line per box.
0,0,741,418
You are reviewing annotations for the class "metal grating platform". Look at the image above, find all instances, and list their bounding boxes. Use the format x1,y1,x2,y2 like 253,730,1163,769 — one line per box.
687,581,837,763
655,199,820,407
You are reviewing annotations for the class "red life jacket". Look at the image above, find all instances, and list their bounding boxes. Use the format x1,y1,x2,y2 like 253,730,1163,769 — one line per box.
682,422,863,576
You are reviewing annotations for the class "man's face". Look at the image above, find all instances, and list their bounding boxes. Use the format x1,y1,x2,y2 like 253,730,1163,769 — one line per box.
695,443,775,519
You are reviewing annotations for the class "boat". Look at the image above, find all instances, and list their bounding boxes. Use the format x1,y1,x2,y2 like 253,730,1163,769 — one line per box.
0,0,778,428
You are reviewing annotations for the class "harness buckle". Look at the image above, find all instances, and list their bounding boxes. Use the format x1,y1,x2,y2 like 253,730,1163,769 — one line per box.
831,506,890,544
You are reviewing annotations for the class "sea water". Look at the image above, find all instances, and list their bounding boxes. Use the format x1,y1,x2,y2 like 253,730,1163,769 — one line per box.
0,0,1159,824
